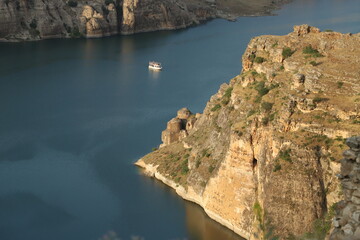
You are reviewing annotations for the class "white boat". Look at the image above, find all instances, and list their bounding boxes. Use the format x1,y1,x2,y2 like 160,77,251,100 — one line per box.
148,61,162,70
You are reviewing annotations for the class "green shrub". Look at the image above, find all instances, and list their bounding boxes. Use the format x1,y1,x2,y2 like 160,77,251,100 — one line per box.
324,29,333,32
255,81,270,97
261,117,269,125
254,57,266,64
247,109,257,117
151,147,158,151
208,165,215,173
211,104,221,112
253,202,263,222
309,61,318,66
261,102,274,112
224,87,233,98
249,53,256,62
337,81,344,88
279,65,285,70
313,97,329,104
279,149,292,163
273,163,281,172
67,0,78,7
251,70,259,77
303,45,323,57
282,47,294,58
221,98,230,105
181,159,189,175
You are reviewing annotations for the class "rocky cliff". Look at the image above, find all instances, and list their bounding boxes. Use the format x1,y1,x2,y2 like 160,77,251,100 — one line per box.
330,137,360,240
0,0,289,41
136,25,360,239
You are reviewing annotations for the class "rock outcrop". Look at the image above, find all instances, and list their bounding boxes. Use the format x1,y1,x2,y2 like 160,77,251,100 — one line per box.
0,0,290,41
136,25,360,239
330,137,360,240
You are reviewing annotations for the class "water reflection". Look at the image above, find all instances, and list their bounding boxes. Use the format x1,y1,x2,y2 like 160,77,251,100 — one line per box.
185,202,245,240
148,69,161,83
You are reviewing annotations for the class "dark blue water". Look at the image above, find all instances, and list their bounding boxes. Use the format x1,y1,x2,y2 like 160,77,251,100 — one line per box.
0,0,359,239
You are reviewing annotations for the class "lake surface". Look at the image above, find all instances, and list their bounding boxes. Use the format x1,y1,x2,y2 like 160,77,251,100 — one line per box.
0,0,359,239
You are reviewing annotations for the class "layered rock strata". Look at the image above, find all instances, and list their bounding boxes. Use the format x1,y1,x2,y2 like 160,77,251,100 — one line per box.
0,0,289,41
136,25,360,239
330,137,360,240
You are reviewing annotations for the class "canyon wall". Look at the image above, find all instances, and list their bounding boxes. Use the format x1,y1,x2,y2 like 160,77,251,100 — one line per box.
0,0,288,41
136,25,360,239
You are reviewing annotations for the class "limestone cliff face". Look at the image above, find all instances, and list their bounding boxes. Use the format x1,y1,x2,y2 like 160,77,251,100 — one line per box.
0,0,119,40
136,25,360,239
0,0,289,41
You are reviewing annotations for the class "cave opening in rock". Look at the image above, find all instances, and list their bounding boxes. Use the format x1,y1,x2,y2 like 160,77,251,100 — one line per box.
252,158,258,169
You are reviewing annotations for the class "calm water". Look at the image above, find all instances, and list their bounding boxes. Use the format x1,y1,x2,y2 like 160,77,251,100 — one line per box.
0,0,359,239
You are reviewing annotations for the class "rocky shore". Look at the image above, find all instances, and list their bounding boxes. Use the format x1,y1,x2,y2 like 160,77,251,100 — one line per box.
0,0,290,41
136,25,360,239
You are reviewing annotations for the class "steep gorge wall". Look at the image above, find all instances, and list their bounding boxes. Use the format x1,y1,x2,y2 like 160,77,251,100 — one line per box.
136,25,360,239
0,0,288,41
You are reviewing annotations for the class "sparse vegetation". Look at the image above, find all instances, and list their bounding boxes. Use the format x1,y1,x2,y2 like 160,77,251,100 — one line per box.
337,81,344,88
261,101,274,112
249,53,256,62
261,116,269,125
303,45,324,58
224,87,233,98
181,159,189,174
309,61,318,66
151,147,158,151
208,165,215,173
313,96,329,104
273,162,282,172
301,203,337,240
255,81,270,97
254,56,266,64
247,109,257,117
282,47,294,58
211,104,221,111
279,149,292,163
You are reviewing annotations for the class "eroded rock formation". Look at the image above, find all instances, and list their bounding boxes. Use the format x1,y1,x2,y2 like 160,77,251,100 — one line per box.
136,25,360,239
0,0,290,41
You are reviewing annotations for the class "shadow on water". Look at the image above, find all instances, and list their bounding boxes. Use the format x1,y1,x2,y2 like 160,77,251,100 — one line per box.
0,192,74,240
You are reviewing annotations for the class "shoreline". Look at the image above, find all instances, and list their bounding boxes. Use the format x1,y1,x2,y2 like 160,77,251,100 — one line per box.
0,0,291,43
134,159,251,240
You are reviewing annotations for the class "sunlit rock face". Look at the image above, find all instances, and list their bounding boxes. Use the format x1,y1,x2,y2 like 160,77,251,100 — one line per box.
0,0,289,41
136,26,360,239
